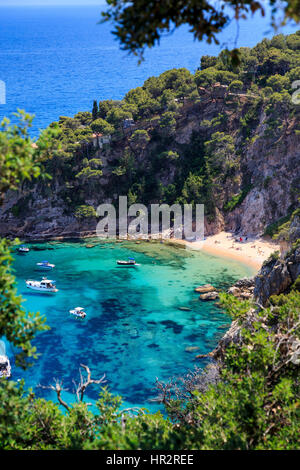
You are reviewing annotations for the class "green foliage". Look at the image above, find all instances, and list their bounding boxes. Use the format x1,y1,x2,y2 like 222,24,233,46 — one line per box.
262,250,280,267
266,74,290,92
159,111,176,136
291,275,300,291
195,67,237,87
264,207,300,242
91,118,114,135
228,79,243,92
204,131,236,176
74,205,97,219
0,111,41,200
101,1,300,64
159,150,179,161
224,184,253,212
0,114,50,368
0,239,49,368
181,173,204,205
92,100,98,121
129,129,150,150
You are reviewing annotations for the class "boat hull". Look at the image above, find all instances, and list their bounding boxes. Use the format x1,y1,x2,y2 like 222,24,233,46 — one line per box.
26,281,58,293
36,266,54,271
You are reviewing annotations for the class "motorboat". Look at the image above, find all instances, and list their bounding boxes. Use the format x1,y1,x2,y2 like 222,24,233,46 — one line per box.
0,341,11,379
117,257,140,267
69,307,86,318
36,261,55,271
18,245,29,253
26,277,58,293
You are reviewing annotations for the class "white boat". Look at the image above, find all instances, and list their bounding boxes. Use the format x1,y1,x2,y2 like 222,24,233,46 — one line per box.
26,277,58,293
69,307,86,318
18,245,29,253
117,257,140,267
36,261,55,271
0,341,11,379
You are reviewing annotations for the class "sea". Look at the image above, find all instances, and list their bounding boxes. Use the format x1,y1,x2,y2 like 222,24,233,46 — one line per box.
11,241,254,410
0,5,298,136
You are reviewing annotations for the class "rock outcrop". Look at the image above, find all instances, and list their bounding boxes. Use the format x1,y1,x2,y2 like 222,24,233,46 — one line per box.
227,277,255,300
254,246,300,306
199,291,219,301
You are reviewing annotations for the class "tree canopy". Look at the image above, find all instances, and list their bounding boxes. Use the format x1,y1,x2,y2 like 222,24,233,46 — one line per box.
101,0,300,61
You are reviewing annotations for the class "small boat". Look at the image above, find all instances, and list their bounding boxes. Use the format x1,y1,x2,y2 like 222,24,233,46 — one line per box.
26,277,58,293
117,257,140,267
18,245,29,253
0,341,11,379
36,261,55,271
69,307,86,318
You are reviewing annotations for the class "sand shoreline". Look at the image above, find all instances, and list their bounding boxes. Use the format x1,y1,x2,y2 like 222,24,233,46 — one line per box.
21,230,279,272
169,232,280,272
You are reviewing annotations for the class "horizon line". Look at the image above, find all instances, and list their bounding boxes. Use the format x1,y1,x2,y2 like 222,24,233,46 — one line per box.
0,2,106,7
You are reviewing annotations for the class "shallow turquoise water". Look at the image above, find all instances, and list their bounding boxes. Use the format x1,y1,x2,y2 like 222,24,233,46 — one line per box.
11,241,254,411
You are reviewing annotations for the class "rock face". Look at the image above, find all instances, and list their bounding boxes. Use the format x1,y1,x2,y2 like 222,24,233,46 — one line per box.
254,247,300,306
227,277,255,300
200,291,219,301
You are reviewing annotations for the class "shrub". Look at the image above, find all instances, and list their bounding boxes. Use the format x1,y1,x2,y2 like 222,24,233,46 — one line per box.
74,205,97,219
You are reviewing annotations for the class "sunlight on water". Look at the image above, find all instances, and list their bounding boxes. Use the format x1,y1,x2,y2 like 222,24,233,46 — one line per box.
11,240,254,411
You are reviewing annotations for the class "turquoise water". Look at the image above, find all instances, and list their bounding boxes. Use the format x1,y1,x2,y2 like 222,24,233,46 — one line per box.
11,241,254,411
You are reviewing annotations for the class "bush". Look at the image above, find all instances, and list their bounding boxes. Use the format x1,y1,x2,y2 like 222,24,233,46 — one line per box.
74,205,97,219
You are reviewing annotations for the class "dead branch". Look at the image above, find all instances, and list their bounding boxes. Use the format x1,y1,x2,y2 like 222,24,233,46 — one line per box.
38,365,107,412
38,379,70,412
73,364,107,402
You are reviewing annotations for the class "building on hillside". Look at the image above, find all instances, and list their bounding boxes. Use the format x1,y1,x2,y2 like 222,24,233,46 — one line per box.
92,133,112,149
122,118,135,129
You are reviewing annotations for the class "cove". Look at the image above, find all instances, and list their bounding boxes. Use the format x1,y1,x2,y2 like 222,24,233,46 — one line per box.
11,240,254,411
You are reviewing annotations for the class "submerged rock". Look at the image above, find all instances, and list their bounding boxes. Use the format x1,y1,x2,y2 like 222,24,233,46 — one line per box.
194,284,216,293
31,246,54,251
185,346,200,352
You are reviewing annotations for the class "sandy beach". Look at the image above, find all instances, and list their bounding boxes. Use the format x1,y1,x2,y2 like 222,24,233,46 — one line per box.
170,232,280,271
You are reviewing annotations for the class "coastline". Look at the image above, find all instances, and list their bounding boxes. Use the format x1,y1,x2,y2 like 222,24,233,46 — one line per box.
20,230,279,272
169,231,280,272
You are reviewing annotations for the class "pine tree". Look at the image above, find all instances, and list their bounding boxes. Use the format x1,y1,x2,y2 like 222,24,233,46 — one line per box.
92,100,98,121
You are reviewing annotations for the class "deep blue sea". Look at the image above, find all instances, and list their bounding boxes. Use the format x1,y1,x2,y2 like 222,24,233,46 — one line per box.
0,5,298,136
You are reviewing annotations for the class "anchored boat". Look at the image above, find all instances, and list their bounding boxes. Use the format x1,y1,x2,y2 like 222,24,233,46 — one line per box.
18,245,29,253
0,341,11,379
26,277,58,293
116,257,140,267
36,261,55,271
69,307,86,318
